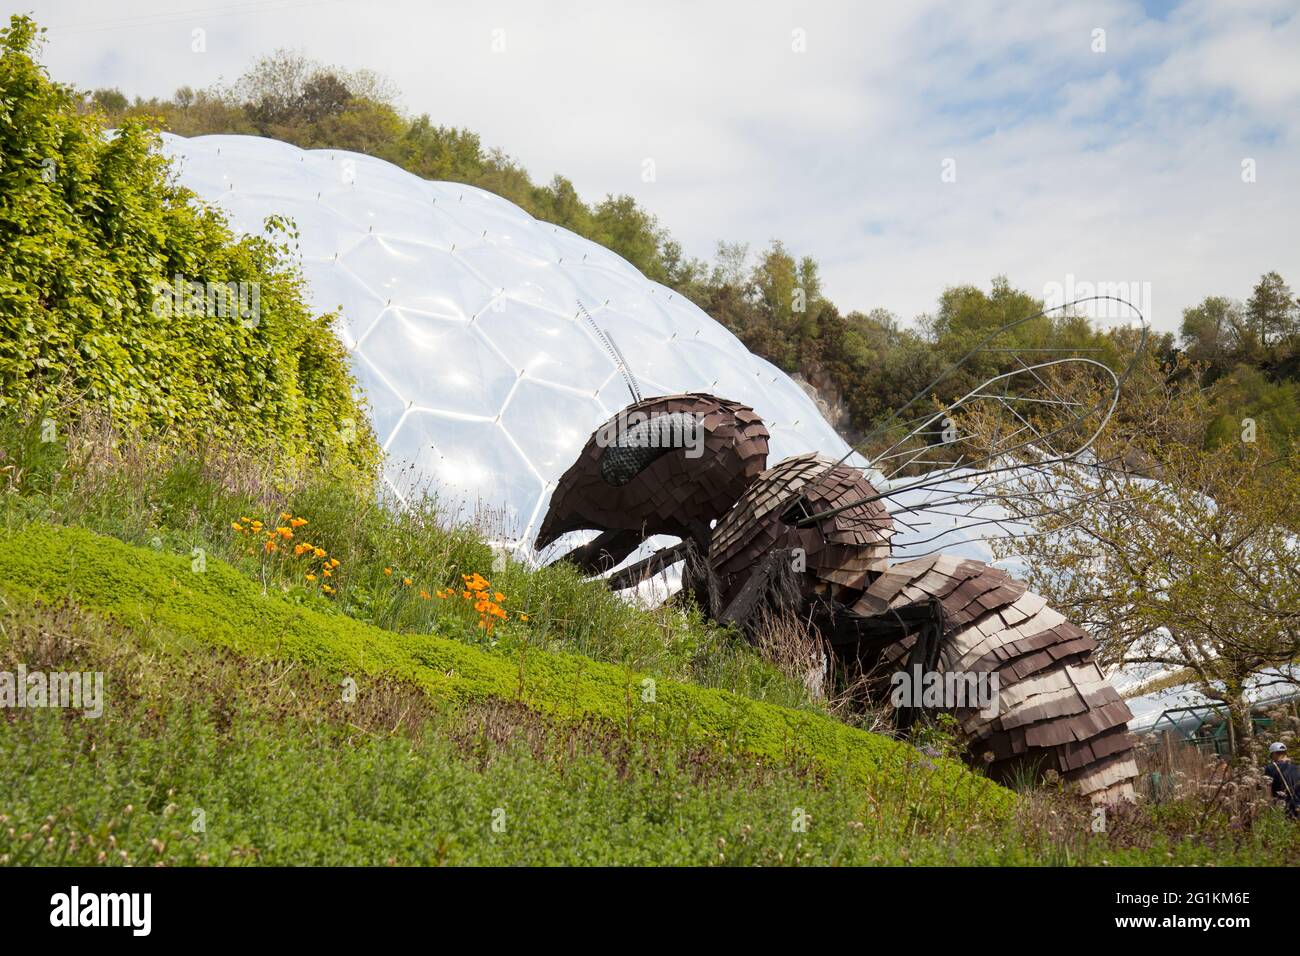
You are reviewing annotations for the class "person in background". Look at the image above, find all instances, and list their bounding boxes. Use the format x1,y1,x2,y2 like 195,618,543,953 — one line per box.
1264,742,1300,818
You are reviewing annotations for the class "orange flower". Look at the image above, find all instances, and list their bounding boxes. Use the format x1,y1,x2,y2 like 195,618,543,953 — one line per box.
305,573,317,582
403,577,413,586
419,590,430,600
321,583,335,594
494,592,504,602
290,517,308,528
520,614,529,622
462,572,490,592
314,548,326,559
280,512,292,521
383,567,392,576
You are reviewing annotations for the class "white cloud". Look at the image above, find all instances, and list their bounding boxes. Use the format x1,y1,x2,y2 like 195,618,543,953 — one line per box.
1147,0,1300,110
1059,71,1125,119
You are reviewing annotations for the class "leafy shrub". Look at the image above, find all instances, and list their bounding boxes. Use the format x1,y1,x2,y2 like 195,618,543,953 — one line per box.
0,15,378,481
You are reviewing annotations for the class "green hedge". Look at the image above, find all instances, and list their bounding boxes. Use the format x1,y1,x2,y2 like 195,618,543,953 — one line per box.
0,15,377,477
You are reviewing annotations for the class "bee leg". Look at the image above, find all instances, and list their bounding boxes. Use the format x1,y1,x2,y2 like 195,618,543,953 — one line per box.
716,548,804,634
550,529,645,575
605,540,692,590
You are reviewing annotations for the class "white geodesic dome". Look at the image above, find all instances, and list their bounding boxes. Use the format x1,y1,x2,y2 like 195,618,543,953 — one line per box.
161,133,863,548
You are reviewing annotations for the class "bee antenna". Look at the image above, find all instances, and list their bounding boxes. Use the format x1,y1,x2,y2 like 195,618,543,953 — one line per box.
578,299,642,403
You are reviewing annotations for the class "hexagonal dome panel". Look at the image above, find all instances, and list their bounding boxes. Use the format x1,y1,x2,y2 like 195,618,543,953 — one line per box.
341,237,494,322
476,300,615,388
386,411,543,537
356,308,516,418
500,379,608,477
161,132,868,548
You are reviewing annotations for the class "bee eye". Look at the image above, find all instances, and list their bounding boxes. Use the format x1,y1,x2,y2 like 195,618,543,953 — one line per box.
599,412,696,486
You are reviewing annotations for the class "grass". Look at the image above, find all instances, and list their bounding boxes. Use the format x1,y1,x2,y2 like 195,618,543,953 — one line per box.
0,600,1006,866
0,522,1011,824
3,407,1299,865
4,562,1296,866
0,408,818,714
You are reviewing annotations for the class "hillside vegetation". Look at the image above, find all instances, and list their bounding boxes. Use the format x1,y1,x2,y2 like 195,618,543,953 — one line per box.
6,522,1298,865
3,400,1299,865
0,524,1015,851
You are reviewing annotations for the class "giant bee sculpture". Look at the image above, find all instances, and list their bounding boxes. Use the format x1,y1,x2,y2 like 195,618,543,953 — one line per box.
538,298,1146,803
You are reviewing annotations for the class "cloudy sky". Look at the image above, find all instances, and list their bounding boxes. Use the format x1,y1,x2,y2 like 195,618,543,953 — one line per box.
28,0,1300,330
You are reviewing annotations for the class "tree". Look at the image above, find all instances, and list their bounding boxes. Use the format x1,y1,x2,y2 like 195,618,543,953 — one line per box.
591,194,666,281
1246,271,1298,351
750,240,824,363
957,353,1300,757
1180,295,1243,375
88,87,128,113
298,72,352,123
711,240,750,289
659,238,708,298
312,99,404,153
235,48,315,128
232,49,399,135
919,277,1053,402
1204,364,1300,456
534,175,592,236
388,117,485,181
